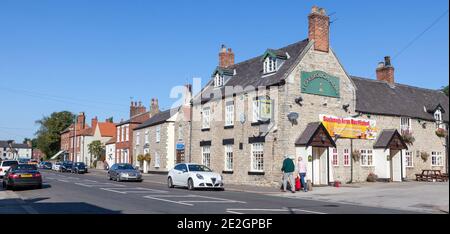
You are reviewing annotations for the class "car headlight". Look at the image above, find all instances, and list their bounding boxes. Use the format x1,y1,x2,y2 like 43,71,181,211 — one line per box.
120,172,127,177
196,174,204,180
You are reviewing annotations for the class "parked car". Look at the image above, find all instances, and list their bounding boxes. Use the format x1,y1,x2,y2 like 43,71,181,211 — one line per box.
52,161,62,171
72,162,87,174
40,162,52,170
2,164,42,190
28,159,39,166
108,163,142,182
0,160,19,178
168,163,224,190
60,161,73,172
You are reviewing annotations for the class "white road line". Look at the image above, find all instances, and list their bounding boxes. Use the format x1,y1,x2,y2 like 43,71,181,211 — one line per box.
193,195,246,204
226,208,326,214
100,188,127,194
143,196,194,206
226,210,243,214
100,187,168,194
75,183,125,187
83,179,97,183
57,179,69,182
179,201,244,203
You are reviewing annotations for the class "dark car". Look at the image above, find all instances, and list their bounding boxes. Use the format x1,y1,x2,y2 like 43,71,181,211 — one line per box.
60,161,73,172
72,162,87,174
2,164,42,190
108,163,142,182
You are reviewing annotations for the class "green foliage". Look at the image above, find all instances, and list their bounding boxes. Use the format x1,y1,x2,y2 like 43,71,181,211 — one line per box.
442,85,449,97
88,140,105,161
35,111,75,159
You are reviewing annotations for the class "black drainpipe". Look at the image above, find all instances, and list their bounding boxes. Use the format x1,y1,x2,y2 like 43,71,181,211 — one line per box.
327,147,330,185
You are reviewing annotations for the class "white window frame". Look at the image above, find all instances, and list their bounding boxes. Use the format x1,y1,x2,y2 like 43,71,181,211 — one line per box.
154,152,160,168
400,117,412,135
178,124,183,141
405,151,414,168
202,107,211,129
332,148,339,166
225,101,234,126
214,73,224,87
125,125,129,142
202,146,211,168
156,126,161,143
431,151,443,166
136,132,140,146
117,128,121,142
263,57,277,74
224,145,233,171
252,99,260,123
343,149,350,167
121,126,125,143
360,149,373,167
145,131,149,144
434,109,443,129
251,143,264,172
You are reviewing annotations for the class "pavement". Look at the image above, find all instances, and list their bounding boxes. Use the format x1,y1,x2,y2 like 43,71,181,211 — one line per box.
0,169,416,214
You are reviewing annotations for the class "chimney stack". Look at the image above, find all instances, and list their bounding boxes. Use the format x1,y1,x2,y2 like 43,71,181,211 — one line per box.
219,44,235,68
150,98,160,116
91,116,98,128
308,6,330,53
130,100,147,118
376,56,395,84
77,112,86,130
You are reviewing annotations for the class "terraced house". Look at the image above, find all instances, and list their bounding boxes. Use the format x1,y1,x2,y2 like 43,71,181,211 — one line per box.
190,6,449,187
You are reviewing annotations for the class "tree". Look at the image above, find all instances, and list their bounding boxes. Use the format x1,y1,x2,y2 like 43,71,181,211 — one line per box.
442,85,449,96
35,111,75,159
88,140,105,162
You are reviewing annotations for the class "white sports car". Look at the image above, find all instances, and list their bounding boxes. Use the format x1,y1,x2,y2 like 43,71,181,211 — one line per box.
168,163,224,190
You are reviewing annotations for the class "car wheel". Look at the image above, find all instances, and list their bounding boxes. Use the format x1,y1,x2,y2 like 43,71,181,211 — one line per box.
108,174,112,180
116,176,121,182
187,178,194,190
36,184,42,189
168,177,174,188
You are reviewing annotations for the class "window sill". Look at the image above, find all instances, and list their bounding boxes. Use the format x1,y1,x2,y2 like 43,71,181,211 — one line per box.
201,128,210,132
251,120,270,126
248,171,265,176
224,125,234,129
360,165,375,168
222,171,234,174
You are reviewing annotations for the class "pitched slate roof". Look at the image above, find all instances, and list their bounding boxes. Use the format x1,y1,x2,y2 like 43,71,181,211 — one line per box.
0,141,31,149
373,129,407,149
351,76,449,122
295,122,322,146
134,107,181,131
196,39,310,103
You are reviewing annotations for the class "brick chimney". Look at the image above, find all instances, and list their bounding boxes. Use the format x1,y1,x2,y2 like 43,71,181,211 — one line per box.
150,98,160,116
376,56,395,84
77,112,86,130
308,6,330,53
130,101,147,118
219,44,235,68
91,116,98,128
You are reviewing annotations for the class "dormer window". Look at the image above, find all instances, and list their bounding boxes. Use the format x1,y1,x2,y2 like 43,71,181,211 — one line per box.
434,109,443,129
263,57,277,74
214,73,224,87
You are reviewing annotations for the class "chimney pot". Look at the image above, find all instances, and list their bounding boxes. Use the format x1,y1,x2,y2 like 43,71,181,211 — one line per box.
376,56,395,84
384,56,392,67
219,44,235,68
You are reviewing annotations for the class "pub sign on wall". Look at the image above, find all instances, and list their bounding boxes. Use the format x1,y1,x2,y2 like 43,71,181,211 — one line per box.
301,71,340,98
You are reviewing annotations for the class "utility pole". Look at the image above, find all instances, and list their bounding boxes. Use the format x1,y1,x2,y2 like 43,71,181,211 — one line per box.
73,115,77,162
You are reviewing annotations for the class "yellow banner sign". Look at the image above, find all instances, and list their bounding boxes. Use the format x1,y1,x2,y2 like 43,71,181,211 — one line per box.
320,115,378,140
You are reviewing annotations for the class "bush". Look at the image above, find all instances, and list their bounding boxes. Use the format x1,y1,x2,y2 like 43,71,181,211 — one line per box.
137,154,145,162
367,173,378,182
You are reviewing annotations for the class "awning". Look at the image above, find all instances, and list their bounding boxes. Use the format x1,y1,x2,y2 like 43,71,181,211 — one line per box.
373,129,408,150
50,150,65,160
295,122,336,147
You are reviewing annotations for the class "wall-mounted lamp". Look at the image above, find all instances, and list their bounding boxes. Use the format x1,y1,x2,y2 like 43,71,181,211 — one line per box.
342,104,350,112
295,96,303,106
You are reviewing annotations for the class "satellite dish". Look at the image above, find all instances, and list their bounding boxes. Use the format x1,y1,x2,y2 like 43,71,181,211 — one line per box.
287,112,299,121
240,113,246,124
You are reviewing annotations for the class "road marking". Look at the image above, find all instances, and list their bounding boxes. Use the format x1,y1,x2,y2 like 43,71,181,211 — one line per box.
75,182,125,187
143,195,194,206
99,187,168,194
226,210,243,214
226,208,326,214
57,179,69,182
83,179,97,183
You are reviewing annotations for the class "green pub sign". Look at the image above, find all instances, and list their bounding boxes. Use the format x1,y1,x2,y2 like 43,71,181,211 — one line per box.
301,71,340,98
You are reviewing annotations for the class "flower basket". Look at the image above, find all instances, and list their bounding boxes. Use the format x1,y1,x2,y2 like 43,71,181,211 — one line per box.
367,173,378,182
401,130,415,146
436,128,447,138
144,153,152,163
137,154,145,162
420,152,429,162
352,150,361,162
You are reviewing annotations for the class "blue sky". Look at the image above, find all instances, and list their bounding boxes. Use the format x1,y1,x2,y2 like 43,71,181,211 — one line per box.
0,0,448,142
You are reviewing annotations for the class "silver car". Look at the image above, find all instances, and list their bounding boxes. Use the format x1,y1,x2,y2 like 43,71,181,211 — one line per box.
108,163,143,182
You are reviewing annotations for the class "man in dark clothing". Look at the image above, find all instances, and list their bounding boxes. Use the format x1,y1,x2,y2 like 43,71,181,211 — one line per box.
281,155,296,193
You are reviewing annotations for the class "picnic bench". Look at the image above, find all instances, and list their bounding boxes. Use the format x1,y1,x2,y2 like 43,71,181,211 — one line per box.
415,170,449,182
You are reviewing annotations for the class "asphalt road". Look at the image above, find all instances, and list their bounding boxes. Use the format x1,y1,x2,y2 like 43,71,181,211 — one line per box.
1,170,415,214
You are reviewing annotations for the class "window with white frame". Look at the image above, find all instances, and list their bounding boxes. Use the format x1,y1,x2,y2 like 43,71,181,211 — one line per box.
125,125,129,142
202,146,211,167
136,132,140,146
154,152,160,168
117,128,121,142
214,73,224,87
224,145,233,171
400,117,411,135
251,143,264,172
332,148,338,166
156,126,161,143
252,99,260,123
431,151,443,166
360,149,373,166
202,108,211,129
178,125,183,141
121,126,125,143
225,101,234,126
405,151,413,167
263,57,277,74
434,109,443,129
145,131,149,144
343,149,350,166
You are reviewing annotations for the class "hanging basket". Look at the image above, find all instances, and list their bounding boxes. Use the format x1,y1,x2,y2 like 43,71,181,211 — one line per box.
401,131,415,146
144,153,152,163
436,128,447,138
137,154,145,162
352,150,361,162
420,152,429,162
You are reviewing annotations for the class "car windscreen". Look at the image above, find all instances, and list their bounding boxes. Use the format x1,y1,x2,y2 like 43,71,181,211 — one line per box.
13,164,37,171
188,165,212,172
2,161,18,167
117,164,134,170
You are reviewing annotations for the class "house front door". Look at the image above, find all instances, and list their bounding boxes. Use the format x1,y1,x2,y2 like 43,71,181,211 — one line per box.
312,147,328,185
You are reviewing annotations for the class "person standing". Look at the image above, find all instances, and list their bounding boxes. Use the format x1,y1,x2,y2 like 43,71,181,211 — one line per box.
297,156,308,192
281,155,296,193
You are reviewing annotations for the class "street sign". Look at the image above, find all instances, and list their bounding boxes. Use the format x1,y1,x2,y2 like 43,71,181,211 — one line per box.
176,143,185,150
